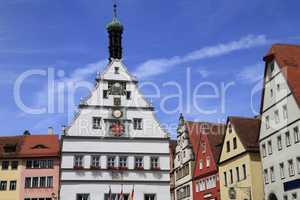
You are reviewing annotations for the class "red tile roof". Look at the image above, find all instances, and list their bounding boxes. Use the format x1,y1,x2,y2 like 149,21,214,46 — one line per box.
0,135,60,158
185,121,225,161
228,116,261,151
263,44,300,108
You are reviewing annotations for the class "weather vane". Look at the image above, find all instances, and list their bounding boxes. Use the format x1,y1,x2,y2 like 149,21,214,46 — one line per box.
113,0,118,19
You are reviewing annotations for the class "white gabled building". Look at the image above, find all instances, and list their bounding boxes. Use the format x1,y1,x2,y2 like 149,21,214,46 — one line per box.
59,4,170,200
259,44,300,200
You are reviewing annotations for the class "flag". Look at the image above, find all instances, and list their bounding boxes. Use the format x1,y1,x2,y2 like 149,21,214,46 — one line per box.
114,193,119,200
129,185,134,200
119,185,124,200
108,186,112,200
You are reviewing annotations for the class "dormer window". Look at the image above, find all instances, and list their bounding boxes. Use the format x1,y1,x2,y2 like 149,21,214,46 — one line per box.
32,144,48,149
3,144,17,153
114,67,119,74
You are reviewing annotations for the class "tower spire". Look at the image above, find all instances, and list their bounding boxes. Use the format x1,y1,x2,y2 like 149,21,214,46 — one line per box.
107,0,123,61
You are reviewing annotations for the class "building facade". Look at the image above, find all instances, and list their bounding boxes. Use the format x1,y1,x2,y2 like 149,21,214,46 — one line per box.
0,136,23,200
0,133,60,200
20,134,60,200
219,117,264,200
173,114,223,200
193,125,223,200
59,5,170,200
259,44,300,200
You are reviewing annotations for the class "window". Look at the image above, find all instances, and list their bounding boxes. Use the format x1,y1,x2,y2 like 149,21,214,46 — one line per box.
176,185,190,200
267,140,273,155
47,160,53,168
242,164,247,180
46,176,53,188
74,155,83,168
269,61,274,73
206,156,210,167
150,157,159,169
274,110,280,124
199,179,206,191
270,89,273,97
9,181,16,190
11,161,18,170
226,141,230,152
277,84,280,92
135,157,144,169
280,163,285,179
76,194,90,200
233,137,237,149
114,67,119,74
292,193,298,200
126,91,131,100
224,172,227,186
114,97,121,106
288,159,295,177
228,124,232,133
91,155,101,168
33,160,39,168
92,117,101,129
119,156,128,168
264,169,269,184
26,160,32,168
206,175,216,189
0,181,7,190
40,177,46,188
202,143,206,153
283,105,288,120
144,194,156,200
2,161,9,170
25,177,31,188
230,169,233,184
236,167,240,182
133,118,143,130
286,131,291,147
103,90,108,99
262,144,267,157
297,157,300,174
270,166,275,182
199,159,203,170
32,177,39,188
294,126,299,143
266,116,270,129
107,156,116,169
277,135,282,151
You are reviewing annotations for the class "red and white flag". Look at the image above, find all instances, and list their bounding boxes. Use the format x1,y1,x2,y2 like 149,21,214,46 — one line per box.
108,186,112,200
119,185,124,200
129,185,134,200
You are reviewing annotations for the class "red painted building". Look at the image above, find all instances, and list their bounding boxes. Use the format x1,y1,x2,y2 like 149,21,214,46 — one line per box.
190,122,224,200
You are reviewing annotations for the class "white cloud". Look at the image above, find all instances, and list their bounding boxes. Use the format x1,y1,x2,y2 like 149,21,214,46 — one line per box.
236,63,264,84
134,35,269,79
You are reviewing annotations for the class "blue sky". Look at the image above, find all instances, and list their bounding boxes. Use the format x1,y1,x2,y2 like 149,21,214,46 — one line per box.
0,0,300,137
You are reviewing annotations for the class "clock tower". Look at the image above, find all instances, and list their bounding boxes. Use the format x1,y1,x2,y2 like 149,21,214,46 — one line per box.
59,2,171,200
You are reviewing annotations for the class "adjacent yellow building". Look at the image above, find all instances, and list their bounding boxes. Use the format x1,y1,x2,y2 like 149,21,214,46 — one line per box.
0,136,23,200
218,116,264,200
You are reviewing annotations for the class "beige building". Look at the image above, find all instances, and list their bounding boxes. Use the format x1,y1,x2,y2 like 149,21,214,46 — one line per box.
219,117,264,200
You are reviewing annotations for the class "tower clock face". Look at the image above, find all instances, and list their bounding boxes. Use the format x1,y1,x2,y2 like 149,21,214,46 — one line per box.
112,109,122,118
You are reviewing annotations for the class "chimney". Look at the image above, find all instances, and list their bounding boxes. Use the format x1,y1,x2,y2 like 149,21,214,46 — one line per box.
48,127,54,135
